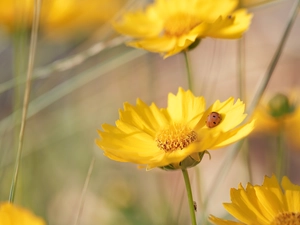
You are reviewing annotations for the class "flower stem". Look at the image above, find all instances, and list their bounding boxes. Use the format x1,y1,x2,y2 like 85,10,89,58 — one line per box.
73,157,95,225
237,37,253,183
276,125,285,180
195,168,206,225
8,0,41,203
181,169,197,225
183,50,194,93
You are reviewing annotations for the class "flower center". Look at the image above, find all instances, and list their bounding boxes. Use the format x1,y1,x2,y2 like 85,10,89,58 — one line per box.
164,13,201,37
155,124,197,152
271,212,300,225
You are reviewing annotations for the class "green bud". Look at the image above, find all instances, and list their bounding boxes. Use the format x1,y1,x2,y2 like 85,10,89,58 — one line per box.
268,93,295,118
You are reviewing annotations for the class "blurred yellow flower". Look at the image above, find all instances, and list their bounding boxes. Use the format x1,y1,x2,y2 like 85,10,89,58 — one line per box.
253,93,300,148
209,175,300,225
113,0,252,57
0,202,46,225
0,0,126,40
96,88,254,170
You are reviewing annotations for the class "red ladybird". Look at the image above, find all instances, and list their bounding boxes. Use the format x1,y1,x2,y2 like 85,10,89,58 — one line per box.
206,112,222,128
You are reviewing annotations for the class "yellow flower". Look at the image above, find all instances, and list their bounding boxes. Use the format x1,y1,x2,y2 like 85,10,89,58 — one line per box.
209,175,300,225
252,93,300,149
96,88,254,170
0,0,125,40
113,0,252,57
0,202,46,225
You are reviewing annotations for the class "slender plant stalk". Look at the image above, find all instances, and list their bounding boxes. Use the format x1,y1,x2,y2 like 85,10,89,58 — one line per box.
73,157,95,225
275,124,285,180
11,30,26,196
8,0,41,202
195,167,206,225
181,169,197,225
0,36,128,95
237,37,246,102
237,37,253,183
204,0,300,210
183,50,194,93
12,31,26,131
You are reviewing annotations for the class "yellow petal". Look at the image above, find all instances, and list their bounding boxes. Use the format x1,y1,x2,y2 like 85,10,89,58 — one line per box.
209,119,255,149
282,176,300,192
209,214,245,225
119,99,168,136
203,9,253,39
167,87,206,126
196,0,238,22
127,36,177,54
97,127,163,164
0,202,46,225
224,187,269,225
285,190,300,212
113,5,163,38
254,185,284,218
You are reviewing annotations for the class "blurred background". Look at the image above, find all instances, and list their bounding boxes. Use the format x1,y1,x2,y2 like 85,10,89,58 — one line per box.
0,0,300,224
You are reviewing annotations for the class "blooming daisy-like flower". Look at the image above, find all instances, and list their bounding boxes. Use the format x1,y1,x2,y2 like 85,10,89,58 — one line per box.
96,88,254,170
209,175,300,225
0,0,125,40
253,93,300,149
113,0,253,57
0,202,46,225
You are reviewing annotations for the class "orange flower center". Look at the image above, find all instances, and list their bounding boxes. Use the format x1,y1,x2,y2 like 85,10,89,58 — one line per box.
155,124,197,152
164,13,201,37
271,212,300,225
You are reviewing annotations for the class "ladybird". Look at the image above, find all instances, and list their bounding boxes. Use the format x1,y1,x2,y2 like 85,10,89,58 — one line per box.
206,112,222,128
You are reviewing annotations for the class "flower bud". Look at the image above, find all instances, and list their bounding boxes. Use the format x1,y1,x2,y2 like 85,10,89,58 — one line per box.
268,93,295,118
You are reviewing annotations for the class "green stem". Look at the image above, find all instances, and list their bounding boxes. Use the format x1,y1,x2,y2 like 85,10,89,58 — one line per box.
73,157,95,225
181,169,197,225
242,139,252,182
195,168,206,225
237,37,246,101
9,0,41,203
237,37,252,183
183,50,194,93
275,125,285,180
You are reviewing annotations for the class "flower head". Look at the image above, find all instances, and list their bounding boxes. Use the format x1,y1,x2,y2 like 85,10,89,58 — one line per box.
113,0,252,57
209,175,300,225
96,88,254,170
253,92,300,149
0,202,46,225
0,0,125,40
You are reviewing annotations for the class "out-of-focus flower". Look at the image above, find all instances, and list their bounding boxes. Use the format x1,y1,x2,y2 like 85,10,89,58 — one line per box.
0,0,126,40
209,175,300,225
113,0,252,57
0,202,46,225
252,93,300,148
96,88,254,170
